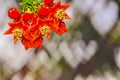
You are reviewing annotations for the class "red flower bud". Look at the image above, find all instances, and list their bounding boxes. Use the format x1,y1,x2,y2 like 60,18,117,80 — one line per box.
37,5,51,17
8,8,21,19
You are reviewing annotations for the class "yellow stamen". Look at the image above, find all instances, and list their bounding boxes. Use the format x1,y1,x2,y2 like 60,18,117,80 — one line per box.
12,28,23,38
40,26,50,36
55,9,65,20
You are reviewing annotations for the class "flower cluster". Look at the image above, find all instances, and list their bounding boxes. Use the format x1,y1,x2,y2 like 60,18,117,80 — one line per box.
4,0,70,50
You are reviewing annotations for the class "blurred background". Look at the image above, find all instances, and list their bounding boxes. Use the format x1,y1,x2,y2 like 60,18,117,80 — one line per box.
1,0,120,80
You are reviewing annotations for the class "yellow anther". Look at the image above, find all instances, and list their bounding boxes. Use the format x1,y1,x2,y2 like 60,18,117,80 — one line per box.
40,26,50,35
55,9,65,20
12,28,23,38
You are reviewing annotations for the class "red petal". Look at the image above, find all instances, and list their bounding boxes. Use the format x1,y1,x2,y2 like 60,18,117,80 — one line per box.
37,5,52,16
44,0,54,5
64,13,71,19
53,0,61,8
23,31,32,40
22,13,34,21
8,22,16,27
33,37,43,48
31,30,40,41
22,13,37,26
4,28,13,35
25,47,29,50
22,39,31,50
50,19,60,32
60,4,71,10
14,36,19,44
45,33,51,40
56,22,68,34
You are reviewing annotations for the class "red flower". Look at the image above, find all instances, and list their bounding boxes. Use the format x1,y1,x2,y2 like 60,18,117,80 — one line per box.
37,18,52,40
4,20,26,44
49,0,70,20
